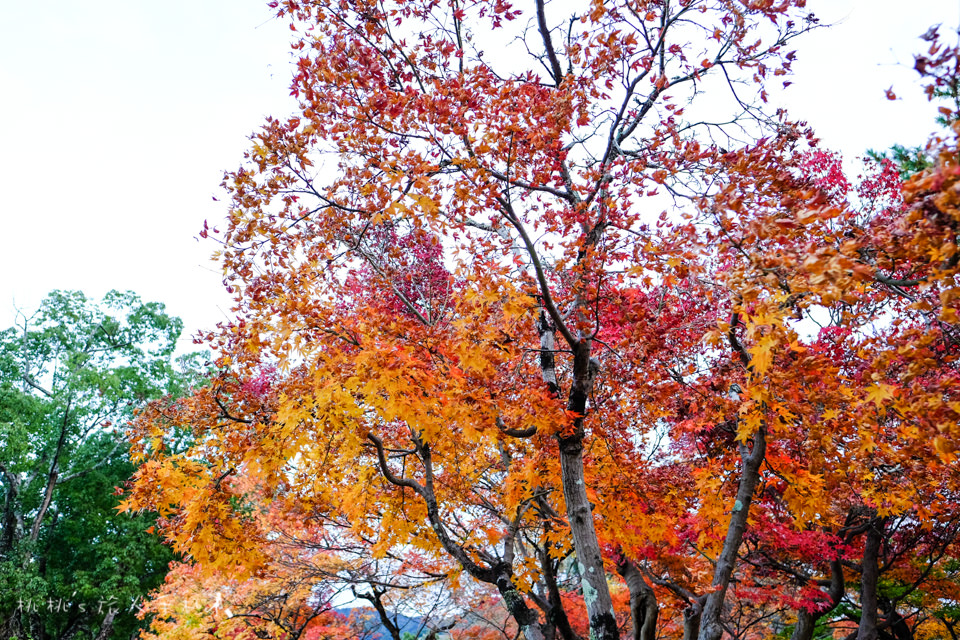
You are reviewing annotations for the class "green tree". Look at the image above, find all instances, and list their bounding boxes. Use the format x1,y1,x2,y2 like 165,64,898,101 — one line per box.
0,290,202,640
866,143,935,177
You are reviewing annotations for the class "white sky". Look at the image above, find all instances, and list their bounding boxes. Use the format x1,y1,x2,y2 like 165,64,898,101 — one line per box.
0,0,956,350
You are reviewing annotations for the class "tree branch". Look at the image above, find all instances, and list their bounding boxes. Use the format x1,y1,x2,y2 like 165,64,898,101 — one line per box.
535,0,565,85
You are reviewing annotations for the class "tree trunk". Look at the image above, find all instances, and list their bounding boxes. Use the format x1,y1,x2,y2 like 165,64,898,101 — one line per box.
857,517,886,640
881,598,913,640
540,541,580,640
496,565,547,640
0,466,21,555
792,610,817,640
699,428,766,640
791,558,844,640
557,340,619,640
617,557,658,640
93,608,116,640
25,405,72,559
684,602,703,640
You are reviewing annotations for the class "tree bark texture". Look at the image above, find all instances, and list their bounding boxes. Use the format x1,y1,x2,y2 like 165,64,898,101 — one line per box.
684,603,703,640
857,517,886,640
698,428,766,640
558,340,619,640
617,557,659,640
496,566,547,640
540,542,580,640
93,608,116,640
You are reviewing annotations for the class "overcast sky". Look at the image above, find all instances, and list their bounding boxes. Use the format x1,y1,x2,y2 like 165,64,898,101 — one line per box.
0,0,956,350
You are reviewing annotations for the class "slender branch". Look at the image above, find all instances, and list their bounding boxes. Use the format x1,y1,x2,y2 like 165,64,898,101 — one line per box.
873,272,926,288
535,0,565,85
485,167,578,203
214,393,253,425
58,436,127,485
499,202,578,348
497,416,538,438
727,311,751,369
21,374,53,398
367,433,426,495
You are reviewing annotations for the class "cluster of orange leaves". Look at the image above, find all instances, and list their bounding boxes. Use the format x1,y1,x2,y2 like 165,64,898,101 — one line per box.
120,0,960,636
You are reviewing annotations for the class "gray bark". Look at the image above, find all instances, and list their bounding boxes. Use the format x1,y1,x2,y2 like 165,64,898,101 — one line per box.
501,174,615,640
539,541,581,640
93,609,116,640
684,603,703,640
558,341,619,640
537,311,560,398
617,557,658,640
698,427,766,640
496,567,547,640
792,609,817,640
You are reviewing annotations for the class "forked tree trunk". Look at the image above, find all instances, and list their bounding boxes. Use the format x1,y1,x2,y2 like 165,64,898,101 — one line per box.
617,557,659,640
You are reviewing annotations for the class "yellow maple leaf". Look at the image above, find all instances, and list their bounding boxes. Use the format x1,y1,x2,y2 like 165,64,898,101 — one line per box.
933,436,956,461
748,334,777,375
865,383,894,407
737,411,763,442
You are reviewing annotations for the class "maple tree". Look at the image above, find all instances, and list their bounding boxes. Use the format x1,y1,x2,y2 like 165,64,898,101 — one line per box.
676,29,960,636
124,3,960,640
669,135,960,639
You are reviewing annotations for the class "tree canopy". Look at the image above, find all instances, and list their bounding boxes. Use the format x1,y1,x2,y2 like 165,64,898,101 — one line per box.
123,4,960,640
0,290,200,640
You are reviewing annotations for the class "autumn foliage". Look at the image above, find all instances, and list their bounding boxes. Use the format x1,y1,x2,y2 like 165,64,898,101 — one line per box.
123,3,960,640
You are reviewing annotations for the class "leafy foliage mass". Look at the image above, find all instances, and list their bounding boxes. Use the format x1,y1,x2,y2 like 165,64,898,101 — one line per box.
121,4,960,640
0,291,199,640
